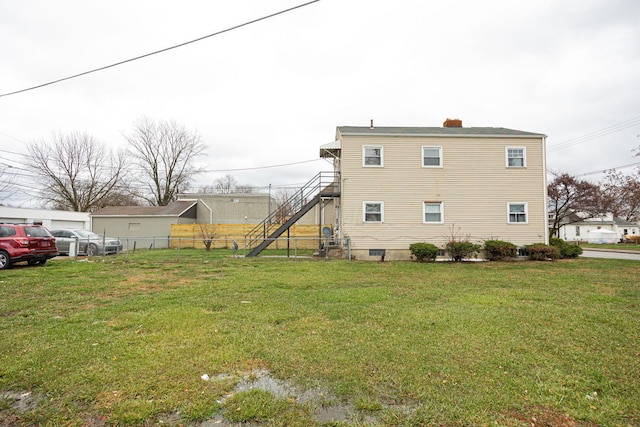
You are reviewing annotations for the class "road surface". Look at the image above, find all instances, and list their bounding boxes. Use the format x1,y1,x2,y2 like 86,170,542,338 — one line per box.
580,248,640,261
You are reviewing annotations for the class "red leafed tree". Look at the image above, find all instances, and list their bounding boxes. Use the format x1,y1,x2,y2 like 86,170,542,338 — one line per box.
548,172,604,238
600,169,640,222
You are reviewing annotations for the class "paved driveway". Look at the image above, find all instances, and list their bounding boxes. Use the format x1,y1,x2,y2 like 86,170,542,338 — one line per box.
580,248,640,261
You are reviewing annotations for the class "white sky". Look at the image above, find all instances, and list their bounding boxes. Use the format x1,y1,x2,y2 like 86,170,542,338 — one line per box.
1,0,639,207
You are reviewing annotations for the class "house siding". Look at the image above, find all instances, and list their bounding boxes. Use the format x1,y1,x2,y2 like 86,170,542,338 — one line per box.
337,131,547,259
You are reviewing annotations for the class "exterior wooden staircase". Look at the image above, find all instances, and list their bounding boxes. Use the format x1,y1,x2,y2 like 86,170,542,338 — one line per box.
244,172,339,257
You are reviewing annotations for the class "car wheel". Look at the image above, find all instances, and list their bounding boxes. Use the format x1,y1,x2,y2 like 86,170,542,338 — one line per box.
0,251,11,270
87,243,98,256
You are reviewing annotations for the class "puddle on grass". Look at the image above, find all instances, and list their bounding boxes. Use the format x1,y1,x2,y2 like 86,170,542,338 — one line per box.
196,369,367,426
0,391,44,413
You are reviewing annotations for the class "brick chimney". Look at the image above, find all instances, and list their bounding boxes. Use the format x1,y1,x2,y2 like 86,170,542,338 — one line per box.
443,118,462,128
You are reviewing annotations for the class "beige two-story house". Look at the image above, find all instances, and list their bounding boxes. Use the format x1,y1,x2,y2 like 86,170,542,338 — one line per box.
320,119,549,260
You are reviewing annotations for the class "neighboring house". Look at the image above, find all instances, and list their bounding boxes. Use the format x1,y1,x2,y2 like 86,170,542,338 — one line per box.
0,206,90,229
317,119,548,260
176,193,275,224
90,195,280,248
556,212,640,242
91,201,199,248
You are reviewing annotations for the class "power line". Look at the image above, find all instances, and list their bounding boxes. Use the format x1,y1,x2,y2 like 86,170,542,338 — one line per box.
0,147,323,175
201,158,322,173
547,115,640,152
0,0,321,98
575,161,640,178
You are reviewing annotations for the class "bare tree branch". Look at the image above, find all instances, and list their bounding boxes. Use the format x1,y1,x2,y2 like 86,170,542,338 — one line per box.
600,169,640,222
0,165,18,203
206,175,254,194
26,132,127,211
125,118,205,205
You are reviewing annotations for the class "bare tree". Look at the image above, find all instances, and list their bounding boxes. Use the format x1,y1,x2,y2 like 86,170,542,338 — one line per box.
92,189,143,209
273,188,296,223
27,132,126,212
600,169,640,222
198,223,216,251
213,174,238,194
235,184,254,194
210,174,254,194
125,118,205,206
0,165,17,203
548,172,603,238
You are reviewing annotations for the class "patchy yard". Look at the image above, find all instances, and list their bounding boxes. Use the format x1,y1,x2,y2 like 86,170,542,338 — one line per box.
0,251,638,426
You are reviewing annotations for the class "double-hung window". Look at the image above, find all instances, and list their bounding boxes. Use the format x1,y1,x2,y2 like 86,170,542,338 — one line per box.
363,145,383,167
508,202,528,224
506,147,526,167
422,146,442,167
423,202,443,223
363,202,383,222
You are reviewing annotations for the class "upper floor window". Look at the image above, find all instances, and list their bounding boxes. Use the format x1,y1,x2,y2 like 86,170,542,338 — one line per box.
422,146,443,168
506,147,526,167
363,145,383,167
508,202,528,224
423,202,444,223
363,201,384,222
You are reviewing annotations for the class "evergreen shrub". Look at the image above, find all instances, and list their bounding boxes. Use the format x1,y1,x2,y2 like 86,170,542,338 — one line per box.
483,240,517,261
409,243,439,262
527,244,560,261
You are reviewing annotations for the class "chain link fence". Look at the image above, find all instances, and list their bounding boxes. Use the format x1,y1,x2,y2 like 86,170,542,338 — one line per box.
73,236,350,261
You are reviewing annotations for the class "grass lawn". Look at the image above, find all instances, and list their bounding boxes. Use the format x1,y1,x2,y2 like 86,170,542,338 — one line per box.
0,250,638,426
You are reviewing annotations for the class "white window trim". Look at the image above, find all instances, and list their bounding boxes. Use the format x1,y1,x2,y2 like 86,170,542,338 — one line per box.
422,146,443,168
506,146,526,168
423,201,444,224
363,145,384,167
363,201,384,223
507,202,528,224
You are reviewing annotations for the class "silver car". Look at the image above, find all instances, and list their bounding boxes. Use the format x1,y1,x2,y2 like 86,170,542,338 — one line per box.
50,229,123,256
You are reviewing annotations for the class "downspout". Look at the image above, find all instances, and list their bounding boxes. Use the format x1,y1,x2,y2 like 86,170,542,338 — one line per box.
542,135,549,244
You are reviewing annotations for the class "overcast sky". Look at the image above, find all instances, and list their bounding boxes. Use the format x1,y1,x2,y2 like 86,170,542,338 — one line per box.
1,0,639,208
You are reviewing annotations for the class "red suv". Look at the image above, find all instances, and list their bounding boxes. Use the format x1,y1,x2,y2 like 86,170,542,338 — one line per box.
0,223,58,270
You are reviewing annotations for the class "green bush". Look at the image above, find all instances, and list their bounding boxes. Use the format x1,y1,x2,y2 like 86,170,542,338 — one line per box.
549,237,583,258
445,241,481,262
483,240,517,261
409,243,439,262
527,244,560,261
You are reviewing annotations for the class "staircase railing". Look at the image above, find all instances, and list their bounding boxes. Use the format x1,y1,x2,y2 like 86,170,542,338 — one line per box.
244,171,340,256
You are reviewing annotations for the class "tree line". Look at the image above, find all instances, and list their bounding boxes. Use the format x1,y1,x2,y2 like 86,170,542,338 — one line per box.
1,118,256,212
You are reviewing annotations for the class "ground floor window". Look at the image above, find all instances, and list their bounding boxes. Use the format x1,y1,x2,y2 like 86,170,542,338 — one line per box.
508,202,528,224
423,202,443,223
363,202,383,222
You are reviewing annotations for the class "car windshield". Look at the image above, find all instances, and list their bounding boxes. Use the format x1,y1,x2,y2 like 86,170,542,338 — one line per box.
74,230,100,239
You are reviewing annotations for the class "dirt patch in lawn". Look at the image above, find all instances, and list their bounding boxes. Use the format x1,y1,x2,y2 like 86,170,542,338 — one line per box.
505,406,600,427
